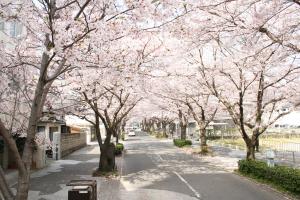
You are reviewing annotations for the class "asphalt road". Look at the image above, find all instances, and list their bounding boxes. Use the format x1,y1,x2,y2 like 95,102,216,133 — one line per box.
23,131,292,200
120,131,290,200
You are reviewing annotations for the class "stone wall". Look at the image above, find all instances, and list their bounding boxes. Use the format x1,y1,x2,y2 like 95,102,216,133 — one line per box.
61,133,86,157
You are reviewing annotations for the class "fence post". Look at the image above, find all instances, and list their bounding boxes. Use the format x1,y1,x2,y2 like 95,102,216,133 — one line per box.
292,151,295,164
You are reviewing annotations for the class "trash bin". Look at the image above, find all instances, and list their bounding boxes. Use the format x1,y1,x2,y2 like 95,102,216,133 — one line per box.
67,180,97,200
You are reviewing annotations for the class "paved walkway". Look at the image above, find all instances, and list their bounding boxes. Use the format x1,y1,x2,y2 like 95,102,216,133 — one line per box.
9,143,123,200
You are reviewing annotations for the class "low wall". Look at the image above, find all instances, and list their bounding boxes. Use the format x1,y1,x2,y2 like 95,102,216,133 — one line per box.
61,133,86,157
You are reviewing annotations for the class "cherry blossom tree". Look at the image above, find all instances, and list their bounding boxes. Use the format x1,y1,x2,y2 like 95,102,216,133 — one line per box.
0,0,163,198
168,0,300,159
82,83,141,171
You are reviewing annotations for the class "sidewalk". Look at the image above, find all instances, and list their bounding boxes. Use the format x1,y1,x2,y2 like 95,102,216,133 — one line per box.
189,140,300,169
7,143,125,200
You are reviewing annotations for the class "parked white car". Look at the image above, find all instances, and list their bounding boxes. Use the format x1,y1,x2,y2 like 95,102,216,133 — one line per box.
128,131,136,136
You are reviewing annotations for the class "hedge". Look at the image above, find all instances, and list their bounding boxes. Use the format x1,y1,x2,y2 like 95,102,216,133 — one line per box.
238,159,300,195
173,139,192,147
115,143,124,155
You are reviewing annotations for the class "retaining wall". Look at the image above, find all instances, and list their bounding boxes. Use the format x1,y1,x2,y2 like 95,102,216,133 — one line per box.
61,133,86,157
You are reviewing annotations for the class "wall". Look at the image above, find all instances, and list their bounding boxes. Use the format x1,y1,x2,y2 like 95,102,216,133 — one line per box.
61,133,86,157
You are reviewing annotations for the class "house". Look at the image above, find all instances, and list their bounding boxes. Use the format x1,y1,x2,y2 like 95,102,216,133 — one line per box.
34,112,88,168
65,115,97,143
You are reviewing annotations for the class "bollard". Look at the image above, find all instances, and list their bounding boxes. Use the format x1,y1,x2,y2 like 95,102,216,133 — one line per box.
55,144,58,160
292,151,295,163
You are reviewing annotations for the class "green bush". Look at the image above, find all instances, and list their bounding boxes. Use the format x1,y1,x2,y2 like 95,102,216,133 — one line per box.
115,143,124,155
173,139,192,147
238,159,300,195
185,140,192,145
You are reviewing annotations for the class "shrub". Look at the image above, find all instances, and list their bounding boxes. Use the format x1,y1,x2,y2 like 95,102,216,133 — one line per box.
115,143,124,155
185,140,192,145
238,159,300,195
173,139,192,147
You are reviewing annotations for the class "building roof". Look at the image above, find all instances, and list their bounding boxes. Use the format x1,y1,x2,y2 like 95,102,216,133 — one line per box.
65,115,93,127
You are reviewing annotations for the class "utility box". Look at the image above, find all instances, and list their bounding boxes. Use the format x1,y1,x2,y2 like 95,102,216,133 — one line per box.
266,149,275,167
67,180,97,200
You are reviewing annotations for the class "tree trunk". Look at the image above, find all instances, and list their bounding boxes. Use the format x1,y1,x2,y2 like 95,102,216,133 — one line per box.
97,128,116,172
0,166,14,200
255,138,260,152
99,143,115,172
116,134,119,144
246,143,255,160
180,124,187,140
200,128,208,152
16,172,31,200
16,59,47,200
178,110,187,140
0,120,26,199
162,123,167,138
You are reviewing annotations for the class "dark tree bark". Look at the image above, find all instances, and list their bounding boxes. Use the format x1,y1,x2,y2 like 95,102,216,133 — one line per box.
16,54,49,200
178,110,187,140
180,124,187,140
99,141,115,172
199,127,207,152
0,166,14,200
116,132,119,144
162,122,167,138
255,138,259,152
246,142,255,160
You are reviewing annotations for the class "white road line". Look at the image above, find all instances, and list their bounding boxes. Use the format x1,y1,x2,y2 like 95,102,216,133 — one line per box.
174,171,202,199
156,154,164,161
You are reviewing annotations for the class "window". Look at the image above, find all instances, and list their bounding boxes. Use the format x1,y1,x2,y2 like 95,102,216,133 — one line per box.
9,22,22,37
37,126,45,133
61,125,70,134
49,127,59,141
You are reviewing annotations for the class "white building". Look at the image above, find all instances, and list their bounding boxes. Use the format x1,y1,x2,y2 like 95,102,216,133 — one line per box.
273,111,300,128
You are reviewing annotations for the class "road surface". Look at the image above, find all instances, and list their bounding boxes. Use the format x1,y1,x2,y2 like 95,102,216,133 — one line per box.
21,131,291,200
120,131,290,200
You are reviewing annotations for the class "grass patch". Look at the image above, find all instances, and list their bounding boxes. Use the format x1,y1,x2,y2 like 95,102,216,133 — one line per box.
92,169,119,178
238,159,300,198
190,146,214,156
173,139,192,147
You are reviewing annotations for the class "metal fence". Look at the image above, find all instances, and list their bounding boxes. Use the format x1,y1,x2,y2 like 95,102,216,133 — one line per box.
208,140,300,168
260,140,300,152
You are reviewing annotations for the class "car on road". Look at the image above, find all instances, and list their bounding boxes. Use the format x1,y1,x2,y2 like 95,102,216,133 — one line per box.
128,131,136,136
